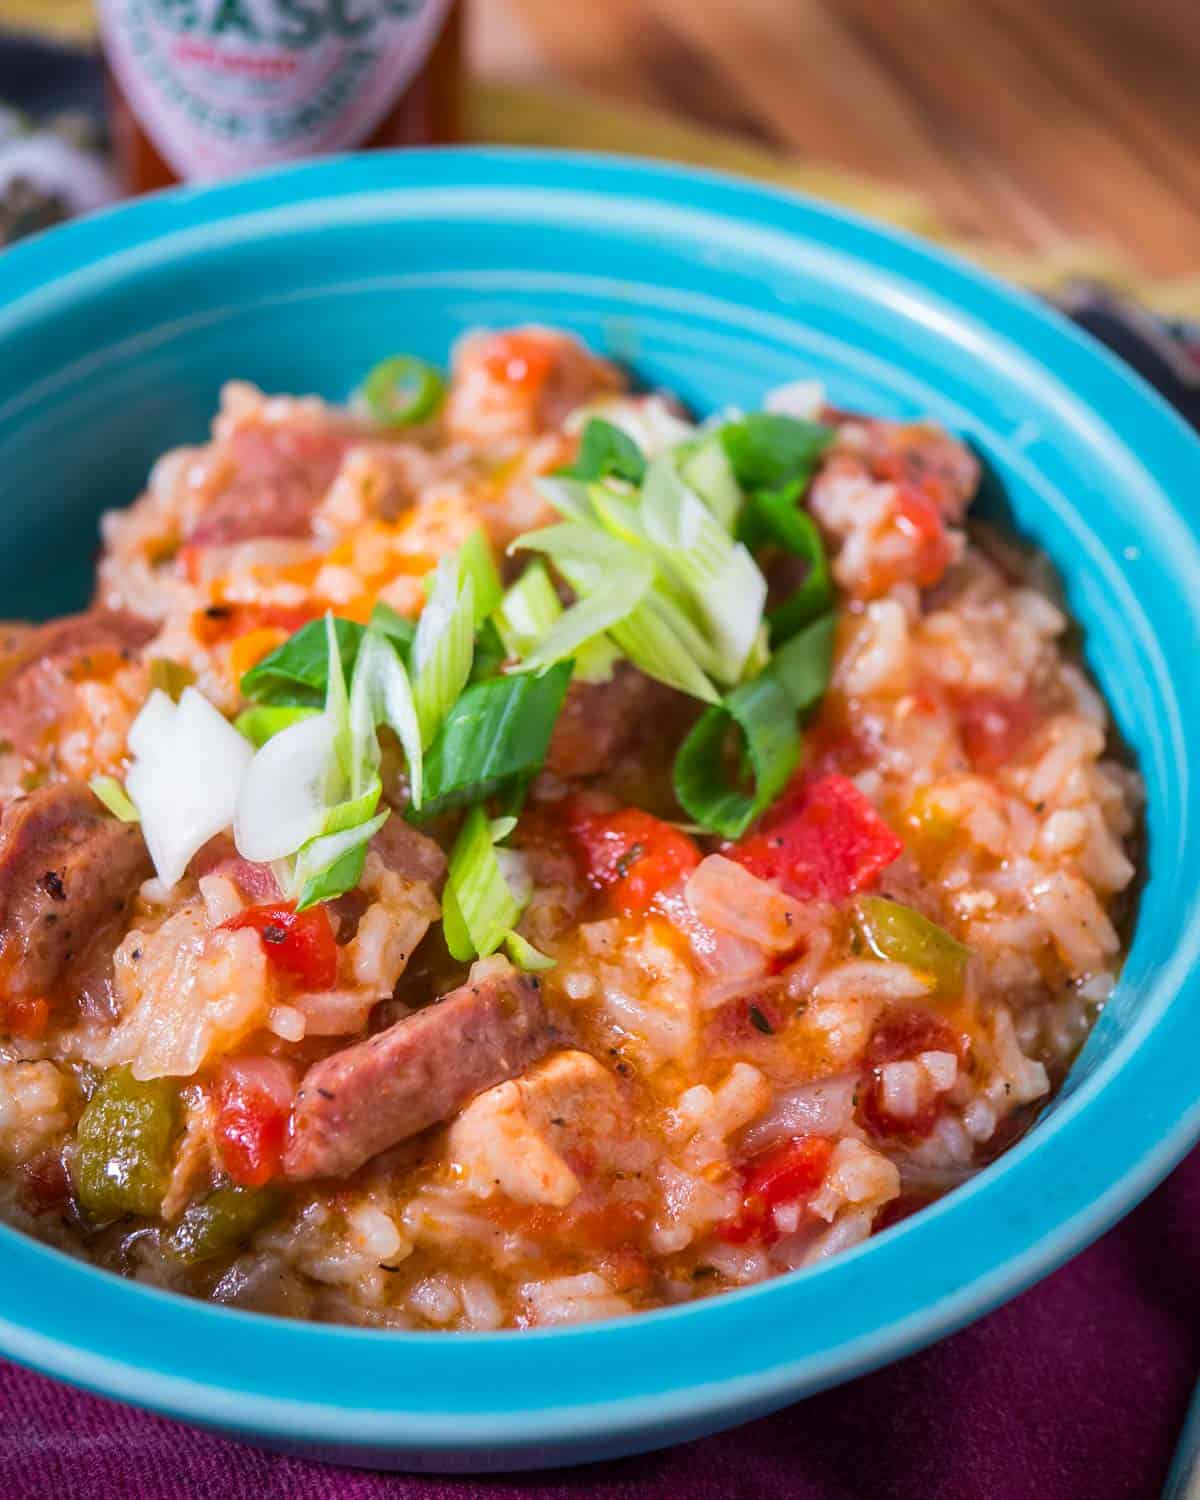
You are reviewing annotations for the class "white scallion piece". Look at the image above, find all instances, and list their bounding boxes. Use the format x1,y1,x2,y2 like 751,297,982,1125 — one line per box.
126,687,254,889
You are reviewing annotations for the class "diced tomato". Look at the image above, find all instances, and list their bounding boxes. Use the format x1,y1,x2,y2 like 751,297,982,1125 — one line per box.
480,330,560,391
213,1056,296,1188
956,689,1039,772
3,994,49,1040
859,1006,963,1140
729,773,903,903
717,1135,834,1245
222,904,338,991
891,484,954,589
566,804,701,918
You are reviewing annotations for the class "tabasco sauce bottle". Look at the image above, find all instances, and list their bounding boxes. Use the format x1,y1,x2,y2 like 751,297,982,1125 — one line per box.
98,0,462,193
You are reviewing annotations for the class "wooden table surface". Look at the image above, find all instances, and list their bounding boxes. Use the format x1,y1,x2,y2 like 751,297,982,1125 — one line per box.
473,0,1200,279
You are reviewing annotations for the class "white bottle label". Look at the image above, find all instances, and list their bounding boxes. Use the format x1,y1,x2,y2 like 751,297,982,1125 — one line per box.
98,0,453,181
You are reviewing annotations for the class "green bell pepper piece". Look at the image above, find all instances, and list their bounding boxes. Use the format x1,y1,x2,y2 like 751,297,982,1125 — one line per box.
72,1067,179,1222
854,895,971,1000
168,1185,284,1266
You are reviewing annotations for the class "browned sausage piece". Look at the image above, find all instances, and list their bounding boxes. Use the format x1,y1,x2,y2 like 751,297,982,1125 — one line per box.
0,610,156,760
185,422,351,547
368,816,447,887
283,968,552,1180
544,665,672,781
0,781,152,1018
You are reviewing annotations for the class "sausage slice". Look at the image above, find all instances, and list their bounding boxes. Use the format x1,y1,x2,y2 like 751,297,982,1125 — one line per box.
544,665,671,781
0,781,152,1017
0,610,155,760
283,966,552,1180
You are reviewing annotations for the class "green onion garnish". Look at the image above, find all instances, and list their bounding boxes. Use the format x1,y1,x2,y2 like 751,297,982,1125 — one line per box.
412,661,573,822
557,417,646,485
718,413,834,491
494,560,563,660
234,703,319,748
441,807,527,963
411,554,477,749
456,528,503,627
672,669,800,840
89,774,140,823
240,617,366,708
738,484,834,644
511,558,654,678
361,355,445,428
769,612,836,715
677,431,742,531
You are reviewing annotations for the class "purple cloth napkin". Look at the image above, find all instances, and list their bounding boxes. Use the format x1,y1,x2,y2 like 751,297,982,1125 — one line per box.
2,1148,1197,1500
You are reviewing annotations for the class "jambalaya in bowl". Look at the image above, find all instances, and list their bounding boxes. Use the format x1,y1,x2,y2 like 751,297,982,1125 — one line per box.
0,326,1138,1331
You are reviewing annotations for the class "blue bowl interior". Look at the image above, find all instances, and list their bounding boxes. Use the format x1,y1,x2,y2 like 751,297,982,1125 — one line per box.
0,150,1197,1467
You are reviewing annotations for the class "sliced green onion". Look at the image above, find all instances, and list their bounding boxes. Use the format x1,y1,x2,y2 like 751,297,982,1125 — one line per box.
739,484,834,643
367,600,415,658
128,688,255,890
239,617,364,708
511,520,635,597
412,557,476,750
673,669,800,839
293,808,390,911
441,806,524,962
234,704,319,748
413,661,573,821
641,454,766,682
719,413,834,490
532,475,599,524
234,711,339,864
573,636,620,685
320,780,383,837
742,621,771,683
494,562,563,660
587,485,650,548
89,774,140,823
608,595,720,704
470,618,507,683
349,628,423,807
512,558,654,677
769,611,836,715
322,613,353,788
361,355,445,428
678,432,741,532
495,560,623,686
557,417,646,485
504,930,555,972
457,529,503,626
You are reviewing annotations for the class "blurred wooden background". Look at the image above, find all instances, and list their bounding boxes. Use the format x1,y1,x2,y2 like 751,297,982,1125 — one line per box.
475,0,1200,277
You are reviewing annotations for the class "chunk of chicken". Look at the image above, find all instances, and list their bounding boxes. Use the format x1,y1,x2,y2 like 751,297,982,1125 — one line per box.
447,1049,626,1209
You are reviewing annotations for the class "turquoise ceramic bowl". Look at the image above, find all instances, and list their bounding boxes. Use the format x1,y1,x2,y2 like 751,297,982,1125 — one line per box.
0,150,1197,1472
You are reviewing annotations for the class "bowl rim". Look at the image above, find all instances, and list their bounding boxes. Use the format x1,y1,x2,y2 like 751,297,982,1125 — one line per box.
0,145,1198,1458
